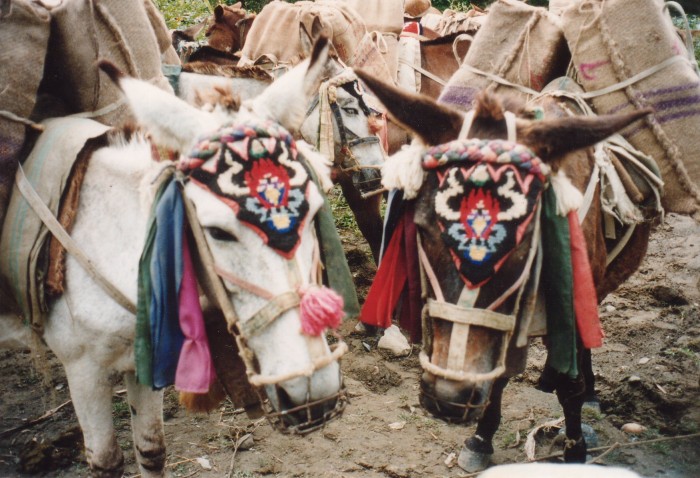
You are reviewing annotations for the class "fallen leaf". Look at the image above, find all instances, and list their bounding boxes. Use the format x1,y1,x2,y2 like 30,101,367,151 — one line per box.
524,417,565,461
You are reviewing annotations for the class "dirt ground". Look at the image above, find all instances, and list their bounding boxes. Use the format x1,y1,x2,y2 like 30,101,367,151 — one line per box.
1,210,698,478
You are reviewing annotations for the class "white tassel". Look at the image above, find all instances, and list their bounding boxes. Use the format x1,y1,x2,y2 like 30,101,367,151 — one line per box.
550,169,583,216
381,140,426,199
296,140,334,193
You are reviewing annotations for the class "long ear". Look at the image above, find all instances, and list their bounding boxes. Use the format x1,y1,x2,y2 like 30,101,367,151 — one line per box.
245,36,331,132
355,69,464,145
214,4,224,21
518,109,652,159
98,60,222,152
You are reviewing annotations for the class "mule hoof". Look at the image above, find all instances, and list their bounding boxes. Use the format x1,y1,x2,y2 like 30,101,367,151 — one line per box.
457,436,493,473
559,423,598,448
563,436,587,463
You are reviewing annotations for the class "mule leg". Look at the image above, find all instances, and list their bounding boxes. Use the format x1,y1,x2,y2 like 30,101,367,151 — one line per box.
338,176,383,263
63,360,125,478
457,377,509,472
555,371,587,463
124,373,166,477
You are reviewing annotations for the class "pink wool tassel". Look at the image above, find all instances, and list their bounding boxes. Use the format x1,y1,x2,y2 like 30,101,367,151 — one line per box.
299,285,345,336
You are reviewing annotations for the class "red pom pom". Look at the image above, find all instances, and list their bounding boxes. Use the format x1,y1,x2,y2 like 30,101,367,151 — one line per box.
299,285,345,336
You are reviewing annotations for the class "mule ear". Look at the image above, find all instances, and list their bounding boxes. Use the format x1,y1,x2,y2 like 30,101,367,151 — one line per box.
245,36,331,132
355,69,463,146
300,15,327,58
232,1,242,8
98,60,222,152
214,4,224,20
518,109,652,159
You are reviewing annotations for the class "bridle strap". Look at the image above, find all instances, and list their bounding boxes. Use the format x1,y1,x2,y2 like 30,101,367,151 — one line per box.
237,290,300,338
180,180,240,328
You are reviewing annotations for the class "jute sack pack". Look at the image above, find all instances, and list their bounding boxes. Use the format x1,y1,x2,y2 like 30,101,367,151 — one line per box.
438,0,569,110
334,0,403,83
561,0,700,217
38,0,173,127
0,0,51,229
239,0,365,69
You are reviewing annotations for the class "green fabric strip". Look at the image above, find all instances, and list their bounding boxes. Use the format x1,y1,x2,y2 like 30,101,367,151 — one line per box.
135,178,171,387
540,188,578,378
301,159,360,319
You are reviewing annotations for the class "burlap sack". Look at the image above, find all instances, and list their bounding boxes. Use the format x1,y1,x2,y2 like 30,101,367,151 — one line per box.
239,0,366,69
143,0,181,65
438,0,569,111
561,0,700,217
336,0,403,35
39,0,172,126
0,0,51,230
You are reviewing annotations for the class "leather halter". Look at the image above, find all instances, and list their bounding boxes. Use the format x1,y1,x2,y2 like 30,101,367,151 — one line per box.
304,72,382,173
179,173,347,433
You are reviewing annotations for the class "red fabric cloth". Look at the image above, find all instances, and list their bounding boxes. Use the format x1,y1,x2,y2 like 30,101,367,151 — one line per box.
568,211,604,348
360,205,422,342
360,215,407,330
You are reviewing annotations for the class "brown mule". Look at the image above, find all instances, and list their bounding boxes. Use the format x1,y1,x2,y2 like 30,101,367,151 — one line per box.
355,69,654,472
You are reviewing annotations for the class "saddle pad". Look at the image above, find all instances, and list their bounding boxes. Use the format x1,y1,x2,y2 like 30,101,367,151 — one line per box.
423,138,546,288
184,119,311,259
0,117,111,330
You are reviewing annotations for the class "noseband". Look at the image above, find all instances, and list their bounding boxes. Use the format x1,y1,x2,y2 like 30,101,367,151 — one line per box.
179,173,348,434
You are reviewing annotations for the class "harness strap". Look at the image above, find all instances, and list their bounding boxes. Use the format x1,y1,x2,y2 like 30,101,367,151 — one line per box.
457,110,476,141
398,57,448,86
15,165,137,315
504,111,517,143
237,290,301,338
427,299,516,331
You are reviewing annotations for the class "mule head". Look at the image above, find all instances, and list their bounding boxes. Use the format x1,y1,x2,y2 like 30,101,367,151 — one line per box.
206,2,248,53
355,70,650,423
99,39,347,432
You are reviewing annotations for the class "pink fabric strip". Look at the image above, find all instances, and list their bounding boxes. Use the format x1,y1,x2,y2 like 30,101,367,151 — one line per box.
175,232,217,393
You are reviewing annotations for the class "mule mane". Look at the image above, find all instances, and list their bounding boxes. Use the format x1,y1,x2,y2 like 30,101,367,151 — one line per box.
105,123,148,147
182,62,274,82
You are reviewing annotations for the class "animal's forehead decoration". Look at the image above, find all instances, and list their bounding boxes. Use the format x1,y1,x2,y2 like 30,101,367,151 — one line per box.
183,119,310,258
423,138,547,289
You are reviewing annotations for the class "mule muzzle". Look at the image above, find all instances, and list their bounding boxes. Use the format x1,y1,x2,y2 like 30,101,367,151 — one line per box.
419,371,493,423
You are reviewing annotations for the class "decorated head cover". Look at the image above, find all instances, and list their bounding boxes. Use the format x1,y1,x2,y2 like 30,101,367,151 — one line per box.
182,119,311,259
423,138,547,289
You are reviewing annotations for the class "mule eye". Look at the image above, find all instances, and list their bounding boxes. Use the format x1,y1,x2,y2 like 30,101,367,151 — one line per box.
207,227,237,242
342,107,359,115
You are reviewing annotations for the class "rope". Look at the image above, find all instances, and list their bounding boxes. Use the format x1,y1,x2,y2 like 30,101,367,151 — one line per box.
397,57,447,86
95,2,140,77
0,110,45,131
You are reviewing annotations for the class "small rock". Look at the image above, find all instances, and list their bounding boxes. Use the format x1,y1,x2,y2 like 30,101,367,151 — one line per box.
638,357,650,365
362,342,371,352
621,423,647,434
628,375,642,383
377,325,411,357
195,457,212,470
444,452,456,467
605,305,617,313
236,433,254,450
388,421,406,430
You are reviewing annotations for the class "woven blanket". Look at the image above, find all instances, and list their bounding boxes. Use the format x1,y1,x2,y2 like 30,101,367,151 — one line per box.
422,138,546,288
0,118,111,331
184,120,311,259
